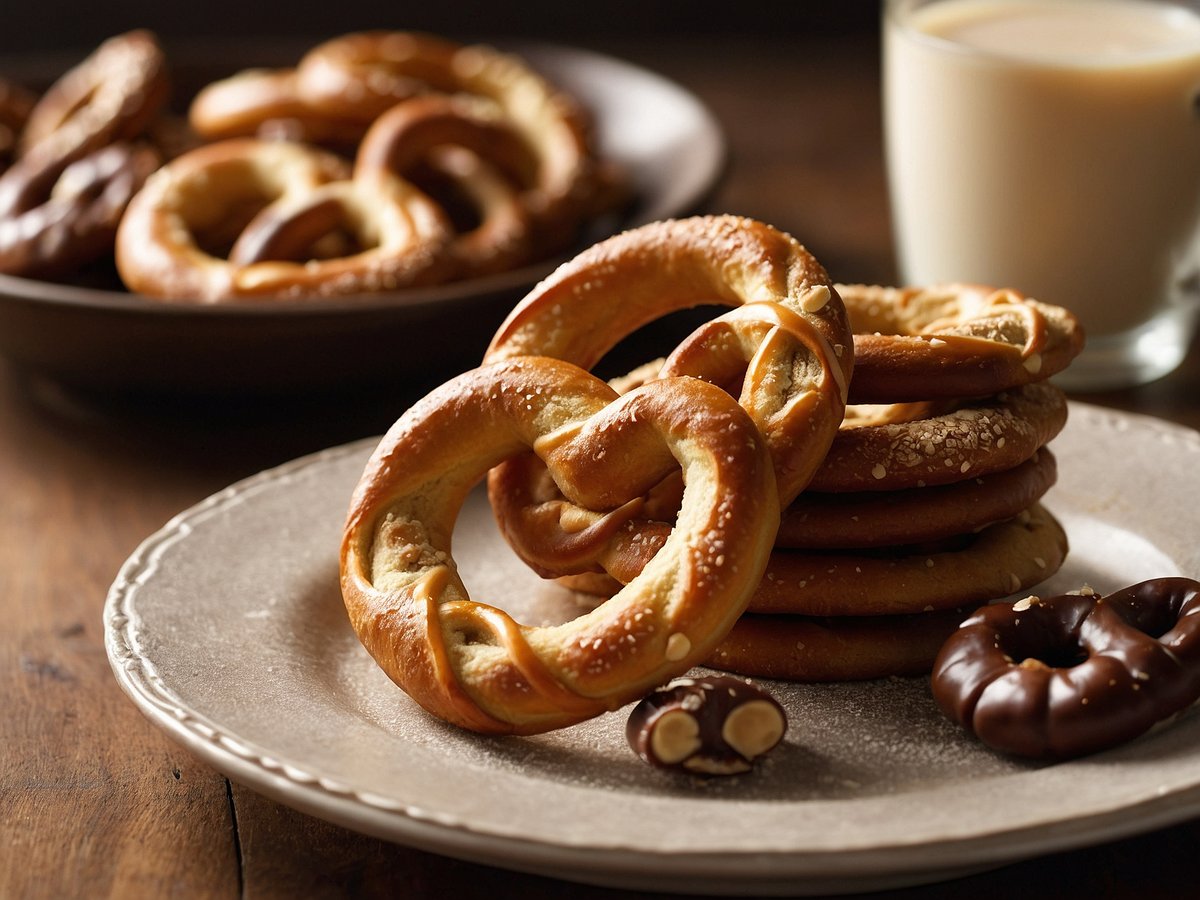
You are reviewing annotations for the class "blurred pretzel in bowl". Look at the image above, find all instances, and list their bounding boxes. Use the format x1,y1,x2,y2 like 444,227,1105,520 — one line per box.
295,31,624,244
483,215,853,582
0,30,168,277
354,95,536,276
115,138,453,301
340,356,780,734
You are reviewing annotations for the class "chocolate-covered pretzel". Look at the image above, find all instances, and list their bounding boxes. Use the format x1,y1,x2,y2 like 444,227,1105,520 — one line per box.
932,578,1200,759
626,676,787,775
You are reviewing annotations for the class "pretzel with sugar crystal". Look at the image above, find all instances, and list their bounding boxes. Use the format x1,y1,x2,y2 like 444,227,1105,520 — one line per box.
483,216,852,582
340,356,779,734
115,138,453,301
295,30,620,243
838,283,1085,403
932,578,1200,759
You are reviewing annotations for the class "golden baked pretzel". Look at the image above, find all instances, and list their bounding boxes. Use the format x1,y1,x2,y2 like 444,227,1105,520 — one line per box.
0,78,36,172
115,138,452,301
838,283,1085,403
340,356,780,734
295,31,616,241
483,216,852,582
354,95,535,275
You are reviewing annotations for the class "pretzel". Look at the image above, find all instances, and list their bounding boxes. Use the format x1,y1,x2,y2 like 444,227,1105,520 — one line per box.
838,283,1085,403
708,607,971,682
932,578,1200,759
354,95,535,275
295,31,615,240
0,30,167,222
115,138,453,301
340,356,780,734
0,142,159,277
776,449,1057,550
809,382,1067,492
187,68,370,148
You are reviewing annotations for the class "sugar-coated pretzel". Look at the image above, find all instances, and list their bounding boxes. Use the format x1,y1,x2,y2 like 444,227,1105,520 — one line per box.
115,138,452,301
0,30,167,224
0,142,159,277
354,96,535,275
932,578,1200,759
809,382,1067,493
838,283,1085,403
296,31,615,239
484,216,851,583
340,356,780,734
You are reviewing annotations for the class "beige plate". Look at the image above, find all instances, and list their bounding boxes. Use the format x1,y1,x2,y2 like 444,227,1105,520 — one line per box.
104,402,1200,896
0,41,725,397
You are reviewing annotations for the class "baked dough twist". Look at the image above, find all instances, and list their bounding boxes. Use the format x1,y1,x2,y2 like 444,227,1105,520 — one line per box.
340,356,780,734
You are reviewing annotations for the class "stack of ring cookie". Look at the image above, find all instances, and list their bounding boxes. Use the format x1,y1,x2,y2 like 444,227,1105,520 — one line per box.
686,283,1082,681
484,237,1085,683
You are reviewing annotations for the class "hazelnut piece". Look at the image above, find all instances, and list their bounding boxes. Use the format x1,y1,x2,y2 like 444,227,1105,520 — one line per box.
626,675,787,776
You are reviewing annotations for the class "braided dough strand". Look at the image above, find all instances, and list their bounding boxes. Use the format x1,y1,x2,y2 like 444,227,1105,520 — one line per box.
341,356,779,734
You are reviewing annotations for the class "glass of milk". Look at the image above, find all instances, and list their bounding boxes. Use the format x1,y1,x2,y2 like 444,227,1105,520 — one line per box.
884,0,1200,390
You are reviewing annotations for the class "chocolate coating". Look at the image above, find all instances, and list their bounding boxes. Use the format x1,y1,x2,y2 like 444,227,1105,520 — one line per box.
931,578,1200,759
626,675,787,775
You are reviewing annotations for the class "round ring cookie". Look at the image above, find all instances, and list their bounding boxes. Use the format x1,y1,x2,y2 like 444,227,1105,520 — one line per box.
838,282,1085,403
750,502,1068,616
777,448,1057,550
341,356,780,735
707,607,972,682
809,381,1067,493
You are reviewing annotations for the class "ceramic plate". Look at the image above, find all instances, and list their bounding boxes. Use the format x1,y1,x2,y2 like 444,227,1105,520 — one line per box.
0,42,724,396
104,403,1200,895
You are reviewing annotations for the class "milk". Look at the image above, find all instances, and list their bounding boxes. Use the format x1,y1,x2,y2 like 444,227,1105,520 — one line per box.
884,0,1200,388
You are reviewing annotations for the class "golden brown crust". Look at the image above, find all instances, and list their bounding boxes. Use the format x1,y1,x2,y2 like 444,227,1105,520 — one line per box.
777,448,1057,550
115,139,453,301
340,356,780,734
706,607,972,682
838,283,1085,403
296,31,617,245
809,382,1068,492
483,217,852,587
749,502,1068,616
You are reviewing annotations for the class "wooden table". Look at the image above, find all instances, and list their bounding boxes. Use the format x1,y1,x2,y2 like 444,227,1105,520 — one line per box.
4,31,1199,899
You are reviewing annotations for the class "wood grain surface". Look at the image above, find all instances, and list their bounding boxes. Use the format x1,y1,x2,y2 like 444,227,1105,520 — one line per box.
2,30,1198,900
